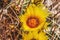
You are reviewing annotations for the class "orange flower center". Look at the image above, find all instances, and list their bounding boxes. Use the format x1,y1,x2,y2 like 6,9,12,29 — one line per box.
26,17,40,28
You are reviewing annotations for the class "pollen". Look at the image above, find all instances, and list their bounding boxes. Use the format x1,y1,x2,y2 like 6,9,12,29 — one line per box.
26,17,40,28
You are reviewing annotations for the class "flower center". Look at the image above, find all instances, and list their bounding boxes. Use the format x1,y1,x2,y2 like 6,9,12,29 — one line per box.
26,17,40,28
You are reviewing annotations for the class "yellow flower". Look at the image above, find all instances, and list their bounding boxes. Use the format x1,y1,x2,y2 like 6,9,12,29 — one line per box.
19,4,49,30
19,4,49,40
